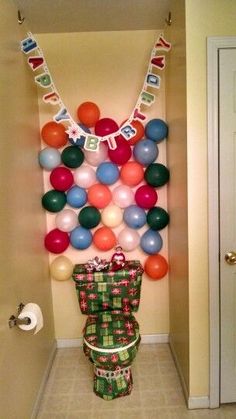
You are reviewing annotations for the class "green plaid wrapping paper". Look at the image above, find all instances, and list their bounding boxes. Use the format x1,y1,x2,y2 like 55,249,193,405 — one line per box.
73,260,143,314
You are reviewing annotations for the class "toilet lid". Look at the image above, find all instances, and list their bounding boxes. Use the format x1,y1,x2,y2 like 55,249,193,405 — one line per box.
83,311,140,351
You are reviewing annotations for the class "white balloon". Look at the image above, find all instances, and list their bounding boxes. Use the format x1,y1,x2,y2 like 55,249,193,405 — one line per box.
55,209,78,232
74,166,96,189
118,227,140,251
84,142,108,166
112,185,134,208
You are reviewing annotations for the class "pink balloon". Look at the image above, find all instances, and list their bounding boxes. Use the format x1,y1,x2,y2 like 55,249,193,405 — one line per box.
74,166,96,189
95,118,119,137
135,185,158,209
50,167,74,191
84,142,108,166
55,209,78,232
118,227,140,251
112,185,134,208
108,136,132,165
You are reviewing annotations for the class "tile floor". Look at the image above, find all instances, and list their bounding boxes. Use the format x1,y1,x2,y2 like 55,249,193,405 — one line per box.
37,343,236,419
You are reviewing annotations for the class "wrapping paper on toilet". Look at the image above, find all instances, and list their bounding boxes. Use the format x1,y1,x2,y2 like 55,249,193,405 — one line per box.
73,260,143,314
18,303,43,334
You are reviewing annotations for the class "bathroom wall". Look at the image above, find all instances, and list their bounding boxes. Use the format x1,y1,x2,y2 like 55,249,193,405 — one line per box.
36,30,170,340
165,0,189,394
0,1,55,418
185,0,236,399
166,0,236,403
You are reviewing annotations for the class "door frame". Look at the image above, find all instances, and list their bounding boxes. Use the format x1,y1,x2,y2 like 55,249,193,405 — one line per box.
207,36,236,409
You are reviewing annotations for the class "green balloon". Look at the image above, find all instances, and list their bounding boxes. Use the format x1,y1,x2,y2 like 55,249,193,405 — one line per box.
79,206,101,229
147,207,169,230
61,145,84,168
144,163,170,187
42,190,66,212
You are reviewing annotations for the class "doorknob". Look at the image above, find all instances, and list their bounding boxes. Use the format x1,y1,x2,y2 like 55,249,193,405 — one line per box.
225,252,236,265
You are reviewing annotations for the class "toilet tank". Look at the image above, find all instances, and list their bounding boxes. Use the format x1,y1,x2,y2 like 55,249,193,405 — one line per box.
72,260,143,315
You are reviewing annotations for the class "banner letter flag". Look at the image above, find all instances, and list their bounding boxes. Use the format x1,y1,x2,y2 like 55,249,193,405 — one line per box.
120,125,137,140
43,91,60,105
20,32,171,151
35,73,52,88
54,107,71,122
84,136,100,151
21,37,37,54
151,56,165,70
28,56,44,71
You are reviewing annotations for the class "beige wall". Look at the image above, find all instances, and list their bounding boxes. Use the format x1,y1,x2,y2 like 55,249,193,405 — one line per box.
36,30,170,340
185,0,236,398
167,0,236,401
166,0,189,393
0,2,55,418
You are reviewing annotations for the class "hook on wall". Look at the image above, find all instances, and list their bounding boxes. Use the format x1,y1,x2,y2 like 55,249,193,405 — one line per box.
165,11,172,26
17,10,25,25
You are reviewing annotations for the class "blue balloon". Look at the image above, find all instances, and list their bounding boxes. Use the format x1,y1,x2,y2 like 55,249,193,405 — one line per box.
145,118,168,143
140,229,163,254
70,226,92,249
96,162,119,185
123,205,146,229
67,186,87,208
38,147,61,170
133,139,159,166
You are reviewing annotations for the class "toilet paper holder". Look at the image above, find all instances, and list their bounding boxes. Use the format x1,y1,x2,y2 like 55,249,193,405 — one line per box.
8,303,31,328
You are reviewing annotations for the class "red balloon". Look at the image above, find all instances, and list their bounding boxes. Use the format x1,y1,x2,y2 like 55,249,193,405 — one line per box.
144,254,168,280
41,121,68,148
77,102,100,128
50,167,74,191
93,226,117,251
95,118,119,137
87,183,112,208
108,136,132,165
120,161,144,186
135,185,158,209
44,228,70,254
121,119,145,146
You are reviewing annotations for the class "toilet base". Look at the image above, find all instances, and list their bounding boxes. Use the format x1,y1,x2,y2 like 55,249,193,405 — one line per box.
93,365,133,400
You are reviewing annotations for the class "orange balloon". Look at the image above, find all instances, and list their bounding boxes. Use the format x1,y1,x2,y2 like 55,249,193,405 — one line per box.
120,161,144,186
87,183,112,208
77,101,100,128
93,226,117,251
121,119,145,146
41,121,68,148
144,254,168,280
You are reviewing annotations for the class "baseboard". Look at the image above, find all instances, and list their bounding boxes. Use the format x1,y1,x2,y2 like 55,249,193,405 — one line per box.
56,333,169,348
31,339,57,419
169,336,210,410
188,396,210,409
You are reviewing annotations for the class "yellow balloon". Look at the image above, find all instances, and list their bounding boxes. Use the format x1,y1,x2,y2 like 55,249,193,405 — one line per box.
50,256,74,281
101,205,123,228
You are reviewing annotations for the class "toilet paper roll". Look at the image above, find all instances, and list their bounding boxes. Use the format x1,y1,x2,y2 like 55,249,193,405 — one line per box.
17,303,43,334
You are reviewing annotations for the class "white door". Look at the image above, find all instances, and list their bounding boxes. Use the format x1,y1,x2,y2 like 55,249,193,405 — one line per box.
219,48,236,403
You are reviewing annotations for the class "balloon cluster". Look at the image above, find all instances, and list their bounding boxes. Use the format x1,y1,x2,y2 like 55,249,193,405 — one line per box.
39,101,169,280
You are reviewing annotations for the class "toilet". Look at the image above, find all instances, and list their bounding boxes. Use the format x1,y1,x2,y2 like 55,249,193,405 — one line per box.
72,260,143,400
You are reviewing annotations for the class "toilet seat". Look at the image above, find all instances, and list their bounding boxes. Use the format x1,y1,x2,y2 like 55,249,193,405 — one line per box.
83,311,140,352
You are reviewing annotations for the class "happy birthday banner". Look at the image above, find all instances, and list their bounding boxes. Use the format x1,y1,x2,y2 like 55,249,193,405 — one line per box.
20,33,171,151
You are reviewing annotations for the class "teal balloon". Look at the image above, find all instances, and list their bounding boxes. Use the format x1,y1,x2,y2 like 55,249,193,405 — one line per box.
78,206,101,229
145,118,168,143
144,163,170,187
42,190,66,212
61,145,84,168
147,207,169,230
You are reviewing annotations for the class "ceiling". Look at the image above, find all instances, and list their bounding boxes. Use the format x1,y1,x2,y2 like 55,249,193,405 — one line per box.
14,0,170,33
